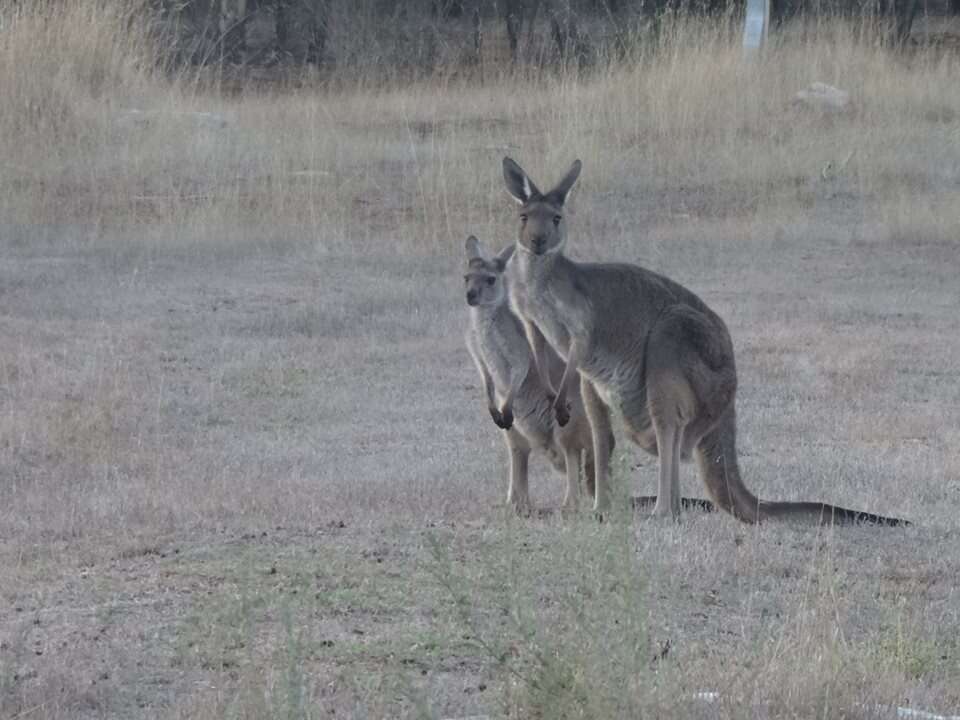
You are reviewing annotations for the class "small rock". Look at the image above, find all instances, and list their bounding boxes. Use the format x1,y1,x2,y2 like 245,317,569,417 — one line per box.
792,82,851,113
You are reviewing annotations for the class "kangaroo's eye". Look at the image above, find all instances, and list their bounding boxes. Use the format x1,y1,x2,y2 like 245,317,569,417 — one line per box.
553,215,562,226
520,214,528,224
463,275,470,283
485,277,496,286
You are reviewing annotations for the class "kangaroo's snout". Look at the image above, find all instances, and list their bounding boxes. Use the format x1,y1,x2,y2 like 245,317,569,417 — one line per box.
466,289,479,305
531,235,548,254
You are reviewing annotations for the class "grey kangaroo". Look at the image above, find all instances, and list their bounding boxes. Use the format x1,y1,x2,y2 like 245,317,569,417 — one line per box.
463,235,598,512
501,157,907,526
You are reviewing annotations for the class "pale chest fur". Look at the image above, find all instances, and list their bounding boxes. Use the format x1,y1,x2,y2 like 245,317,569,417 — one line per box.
508,255,573,358
469,308,531,395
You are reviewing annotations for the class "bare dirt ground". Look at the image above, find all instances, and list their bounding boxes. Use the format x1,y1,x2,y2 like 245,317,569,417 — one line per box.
3,187,959,718
2,10,960,717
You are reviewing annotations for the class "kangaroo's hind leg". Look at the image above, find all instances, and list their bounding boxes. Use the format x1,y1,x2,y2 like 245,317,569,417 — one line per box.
650,418,683,519
561,447,581,511
505,429,532,514
580,376,613,513
644,311,713,520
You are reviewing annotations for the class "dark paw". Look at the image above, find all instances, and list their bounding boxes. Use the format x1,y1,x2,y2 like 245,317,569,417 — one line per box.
554,402,571,427
490,407,512,430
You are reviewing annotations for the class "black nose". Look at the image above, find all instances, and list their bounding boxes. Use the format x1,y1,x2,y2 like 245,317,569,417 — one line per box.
466,290,478,305
532,236,546,252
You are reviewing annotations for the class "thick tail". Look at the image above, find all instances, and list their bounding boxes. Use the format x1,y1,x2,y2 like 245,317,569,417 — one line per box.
694,407,763,523
695,406,909,526
758,501,910,527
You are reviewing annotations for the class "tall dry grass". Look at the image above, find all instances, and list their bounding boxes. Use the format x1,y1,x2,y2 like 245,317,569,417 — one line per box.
0,0,160,157
2,2,958,255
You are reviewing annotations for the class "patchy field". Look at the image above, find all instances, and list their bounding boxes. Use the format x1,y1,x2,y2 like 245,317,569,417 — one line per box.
2,5,960,718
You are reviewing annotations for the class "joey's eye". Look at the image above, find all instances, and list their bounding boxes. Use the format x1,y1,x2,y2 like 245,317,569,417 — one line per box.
463,275,470,283
553,215,562,226
485,276,496,286
520,214,528,224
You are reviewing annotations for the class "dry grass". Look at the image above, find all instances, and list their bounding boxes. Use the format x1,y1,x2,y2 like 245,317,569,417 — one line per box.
1,2,959,718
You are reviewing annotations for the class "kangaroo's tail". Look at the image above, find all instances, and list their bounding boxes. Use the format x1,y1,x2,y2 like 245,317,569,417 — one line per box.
694,407,763,523
758,501,910,526
694,407,909,527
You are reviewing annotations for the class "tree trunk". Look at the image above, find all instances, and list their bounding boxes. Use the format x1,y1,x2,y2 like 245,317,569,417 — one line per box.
433,0,466,16
472,4,483,67
549,0,589,68
219,0,247,63
306,0,330,65
276,0,290,59
886,0,919,46
504,0,524,64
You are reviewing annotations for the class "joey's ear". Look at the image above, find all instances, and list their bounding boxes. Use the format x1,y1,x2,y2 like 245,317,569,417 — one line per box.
502,157,541,205
465,235,484,261
545,159,582,206
492,243,515,272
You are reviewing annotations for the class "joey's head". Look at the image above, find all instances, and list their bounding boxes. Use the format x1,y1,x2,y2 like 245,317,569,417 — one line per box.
502,157,582,257
463,235,515,308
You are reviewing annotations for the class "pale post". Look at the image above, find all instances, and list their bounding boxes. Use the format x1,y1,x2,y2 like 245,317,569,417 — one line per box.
743,0,770,57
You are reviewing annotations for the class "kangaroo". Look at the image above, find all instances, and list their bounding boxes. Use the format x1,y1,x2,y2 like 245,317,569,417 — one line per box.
463,235,712,517
464,235,598,512
501,157,908,526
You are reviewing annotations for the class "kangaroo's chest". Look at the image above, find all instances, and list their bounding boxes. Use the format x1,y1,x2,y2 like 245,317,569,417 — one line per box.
511,283,571,357
533,302,572,358
475,319,529,391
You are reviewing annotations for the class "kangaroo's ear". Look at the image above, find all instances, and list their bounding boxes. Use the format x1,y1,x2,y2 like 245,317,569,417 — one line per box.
465,235,485,261
546,159,582,207
503,157,542,205
492,243,515,272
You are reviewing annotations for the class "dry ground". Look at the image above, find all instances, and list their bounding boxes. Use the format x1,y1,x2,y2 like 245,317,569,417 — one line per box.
2,4,960,718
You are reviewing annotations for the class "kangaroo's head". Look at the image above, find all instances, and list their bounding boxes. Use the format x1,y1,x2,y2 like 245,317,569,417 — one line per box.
463,235,514,307
502,157,582,257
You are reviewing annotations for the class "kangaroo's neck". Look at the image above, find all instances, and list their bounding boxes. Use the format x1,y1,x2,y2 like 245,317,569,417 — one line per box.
469,303,498,325
469,302,515,333
514,248,574,288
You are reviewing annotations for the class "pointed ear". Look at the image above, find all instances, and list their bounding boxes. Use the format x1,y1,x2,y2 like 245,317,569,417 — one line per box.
465,235,484,261
492,243,515,272
503,157,542,205
546,159,582,206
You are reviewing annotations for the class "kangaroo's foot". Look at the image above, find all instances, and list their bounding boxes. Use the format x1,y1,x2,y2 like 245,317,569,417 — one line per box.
560,494,579,516
650,500,682,521
509,498,532,517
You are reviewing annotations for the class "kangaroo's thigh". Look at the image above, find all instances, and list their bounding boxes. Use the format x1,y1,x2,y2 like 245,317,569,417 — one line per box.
648,309,735,420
